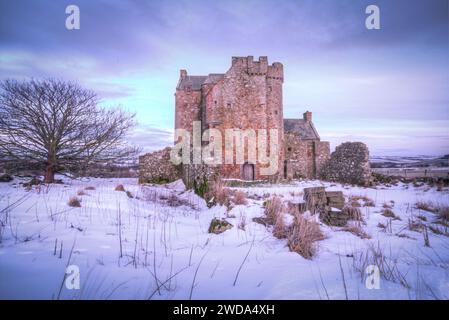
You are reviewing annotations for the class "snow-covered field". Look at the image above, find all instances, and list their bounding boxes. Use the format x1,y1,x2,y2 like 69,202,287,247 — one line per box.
0,177,448,300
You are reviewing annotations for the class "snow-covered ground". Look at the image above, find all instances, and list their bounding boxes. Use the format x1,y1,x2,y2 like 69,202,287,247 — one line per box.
0,176,448,300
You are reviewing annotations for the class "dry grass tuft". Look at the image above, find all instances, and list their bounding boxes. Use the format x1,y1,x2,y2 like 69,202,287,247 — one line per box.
342,205,363,221
287,214,324,259
273,211,288,239
233,191,248,205
437,206,449,222
382,202,394,209
343,223,371,239
364,199,376,207
381,208,401,220
207,177,231,207
415,201,436,213
264,196,284,225
84,186,96,190
115,184,126,192
77,189,87,196
68,196,82,208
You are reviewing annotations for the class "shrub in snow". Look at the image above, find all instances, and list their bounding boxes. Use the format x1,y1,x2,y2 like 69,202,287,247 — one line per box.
68,196,82,207
115,184,125,192
84,186,96,190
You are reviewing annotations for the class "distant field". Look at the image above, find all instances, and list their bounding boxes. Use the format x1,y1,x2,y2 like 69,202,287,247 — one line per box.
373,167,449,178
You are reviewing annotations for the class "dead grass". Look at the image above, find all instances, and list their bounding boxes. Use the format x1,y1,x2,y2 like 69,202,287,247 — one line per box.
68,196,82,208
364,199,376,207
381,208,401,220
437,206,449,222
84,186,96,190
377,222,387,230
287,214,324,259
342,205,363,221
382,202,394,209
77,190,87,196
115,184,125,192
126,191,134,199
264,196,284,225
415,201,436,213
343,223,371,239
233,191,248,205
408,218,423,232
353,242,410,289
207,177,231,207
273,211,288,239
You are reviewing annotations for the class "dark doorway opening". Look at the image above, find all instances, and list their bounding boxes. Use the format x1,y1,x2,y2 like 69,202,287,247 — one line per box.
242,162,255,181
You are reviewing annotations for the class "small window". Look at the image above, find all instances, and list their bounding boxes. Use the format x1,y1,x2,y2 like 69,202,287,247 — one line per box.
274,110,278,115
227,103,231,108
268,86,272,92
287,147,292,152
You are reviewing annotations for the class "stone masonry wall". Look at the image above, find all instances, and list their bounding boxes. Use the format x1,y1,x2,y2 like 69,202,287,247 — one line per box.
284,134,330,179
203,56,284,180
320,142,372,186
139,147,181,184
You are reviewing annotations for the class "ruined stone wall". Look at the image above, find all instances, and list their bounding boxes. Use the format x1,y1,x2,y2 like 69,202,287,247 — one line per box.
314,141,331,176
139,147,181,184
320,142,372,186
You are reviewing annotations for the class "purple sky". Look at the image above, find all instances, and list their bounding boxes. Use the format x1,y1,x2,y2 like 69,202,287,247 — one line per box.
0,0,448,156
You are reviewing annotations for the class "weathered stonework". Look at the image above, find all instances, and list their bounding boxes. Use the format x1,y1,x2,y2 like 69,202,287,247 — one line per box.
139,147,181,184
320,142,373,186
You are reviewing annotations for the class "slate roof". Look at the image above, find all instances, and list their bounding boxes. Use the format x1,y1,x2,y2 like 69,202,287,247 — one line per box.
177,74,225,90
283,119,320,140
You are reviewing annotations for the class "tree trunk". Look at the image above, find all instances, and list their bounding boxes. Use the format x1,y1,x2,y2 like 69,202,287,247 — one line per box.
44,164,55,183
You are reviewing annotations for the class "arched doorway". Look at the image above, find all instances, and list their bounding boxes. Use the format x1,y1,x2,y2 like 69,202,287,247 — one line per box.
242,162,255,181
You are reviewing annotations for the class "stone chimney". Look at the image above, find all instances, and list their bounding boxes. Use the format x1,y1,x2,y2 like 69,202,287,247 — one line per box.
303,111,312,122
180,69,187,79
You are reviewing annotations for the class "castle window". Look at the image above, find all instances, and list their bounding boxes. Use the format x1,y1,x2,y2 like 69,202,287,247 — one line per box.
287,147,292,152
227,103,231,108
274,110,278,115
268,86,272,92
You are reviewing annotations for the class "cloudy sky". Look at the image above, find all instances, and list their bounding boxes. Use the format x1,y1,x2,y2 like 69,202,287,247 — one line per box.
0,0,448,156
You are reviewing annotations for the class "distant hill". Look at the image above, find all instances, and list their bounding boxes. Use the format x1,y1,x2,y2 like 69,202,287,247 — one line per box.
370,155,449,168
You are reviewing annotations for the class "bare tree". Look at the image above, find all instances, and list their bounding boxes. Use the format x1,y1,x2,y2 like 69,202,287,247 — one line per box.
0,79,137,183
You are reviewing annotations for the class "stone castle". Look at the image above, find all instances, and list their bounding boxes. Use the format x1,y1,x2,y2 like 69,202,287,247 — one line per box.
174,56,330,181
139,56,373,186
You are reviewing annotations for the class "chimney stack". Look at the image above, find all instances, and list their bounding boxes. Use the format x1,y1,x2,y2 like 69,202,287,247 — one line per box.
303,111,312,122
180,69,187,79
